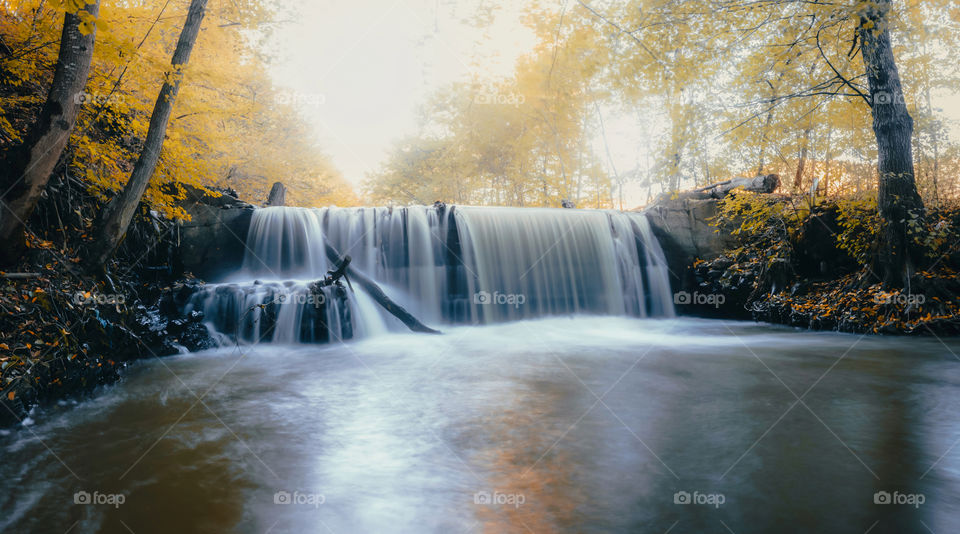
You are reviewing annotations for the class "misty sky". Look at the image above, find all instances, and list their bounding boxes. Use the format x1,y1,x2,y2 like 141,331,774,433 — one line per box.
267,0,535,190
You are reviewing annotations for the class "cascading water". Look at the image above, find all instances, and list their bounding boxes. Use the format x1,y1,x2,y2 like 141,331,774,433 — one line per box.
186,205,675,344
454,207,674,322
186,208,392,344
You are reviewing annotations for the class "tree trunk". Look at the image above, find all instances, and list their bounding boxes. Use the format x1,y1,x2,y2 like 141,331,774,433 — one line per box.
793,126,812,191
266,182,286,206
821,126,833,196
923,84,940,208
87,0,208,269
858,1,925,288
0,2,100,266
755,86,776,175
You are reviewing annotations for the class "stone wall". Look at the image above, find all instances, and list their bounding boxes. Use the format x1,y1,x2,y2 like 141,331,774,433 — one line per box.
177,188,254,280
642,197,738,293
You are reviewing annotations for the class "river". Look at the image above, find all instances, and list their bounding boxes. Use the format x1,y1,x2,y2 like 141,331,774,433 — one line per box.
1,317,958,533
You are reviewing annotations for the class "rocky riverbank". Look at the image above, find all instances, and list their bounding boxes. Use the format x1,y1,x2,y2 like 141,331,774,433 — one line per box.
643,187,960,336
0,179,225,428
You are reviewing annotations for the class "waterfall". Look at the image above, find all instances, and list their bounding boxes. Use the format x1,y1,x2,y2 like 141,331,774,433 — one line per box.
186,205,675,344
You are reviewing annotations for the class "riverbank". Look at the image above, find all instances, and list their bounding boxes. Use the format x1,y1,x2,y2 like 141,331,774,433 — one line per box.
656,191,960,336
0,176,216,427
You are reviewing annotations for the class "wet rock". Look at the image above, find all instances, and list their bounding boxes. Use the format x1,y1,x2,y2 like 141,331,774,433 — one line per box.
133,282,217,356
134,305,180,357
178,322,217,352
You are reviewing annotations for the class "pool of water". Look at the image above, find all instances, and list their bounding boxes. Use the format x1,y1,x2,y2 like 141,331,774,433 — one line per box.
1,317,958,533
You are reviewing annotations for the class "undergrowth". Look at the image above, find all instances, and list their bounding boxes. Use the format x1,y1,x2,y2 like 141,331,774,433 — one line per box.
697,191,960,335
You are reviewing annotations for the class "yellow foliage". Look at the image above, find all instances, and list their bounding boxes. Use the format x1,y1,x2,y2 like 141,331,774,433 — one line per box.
0,0,357,220
366,15,611,208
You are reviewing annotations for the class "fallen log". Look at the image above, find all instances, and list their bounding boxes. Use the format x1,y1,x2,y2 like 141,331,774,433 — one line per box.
310,254,353,293
321,243,441,334
691,174,779,199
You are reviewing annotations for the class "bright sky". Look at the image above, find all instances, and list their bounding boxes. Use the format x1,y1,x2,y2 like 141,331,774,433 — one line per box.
268,0,538,195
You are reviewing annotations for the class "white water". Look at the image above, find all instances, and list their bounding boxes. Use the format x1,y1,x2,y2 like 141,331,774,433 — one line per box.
187,206,675,344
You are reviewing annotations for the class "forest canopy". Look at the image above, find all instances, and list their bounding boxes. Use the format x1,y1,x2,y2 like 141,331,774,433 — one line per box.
365,0,960,209
0,0,957,286
0,0,357,219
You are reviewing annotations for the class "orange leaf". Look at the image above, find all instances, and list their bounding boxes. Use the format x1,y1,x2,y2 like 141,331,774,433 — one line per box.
6,391,13,401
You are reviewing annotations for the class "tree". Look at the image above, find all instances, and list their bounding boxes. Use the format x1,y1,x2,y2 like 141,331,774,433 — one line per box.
858,0,925,287
366,18,610,208
559,0,934,286
87,0,208,269
2,0,355,221
0,1,100,266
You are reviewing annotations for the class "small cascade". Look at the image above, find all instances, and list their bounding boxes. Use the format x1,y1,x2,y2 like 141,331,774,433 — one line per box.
186,205,675,345
321,207,445,324
187,280,368,344
186,207,392,344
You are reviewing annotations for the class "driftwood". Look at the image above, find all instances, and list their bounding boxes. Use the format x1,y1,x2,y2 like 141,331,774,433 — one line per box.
688,174,780,199
321,243,441,334
266,182,286,206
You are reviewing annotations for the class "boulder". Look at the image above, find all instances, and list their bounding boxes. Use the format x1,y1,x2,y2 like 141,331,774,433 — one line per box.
641,177,780,291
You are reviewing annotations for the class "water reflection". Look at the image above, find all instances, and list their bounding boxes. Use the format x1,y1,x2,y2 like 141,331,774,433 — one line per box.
0,318,958,533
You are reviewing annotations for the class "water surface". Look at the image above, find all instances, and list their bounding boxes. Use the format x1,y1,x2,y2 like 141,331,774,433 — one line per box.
1,317,958,533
